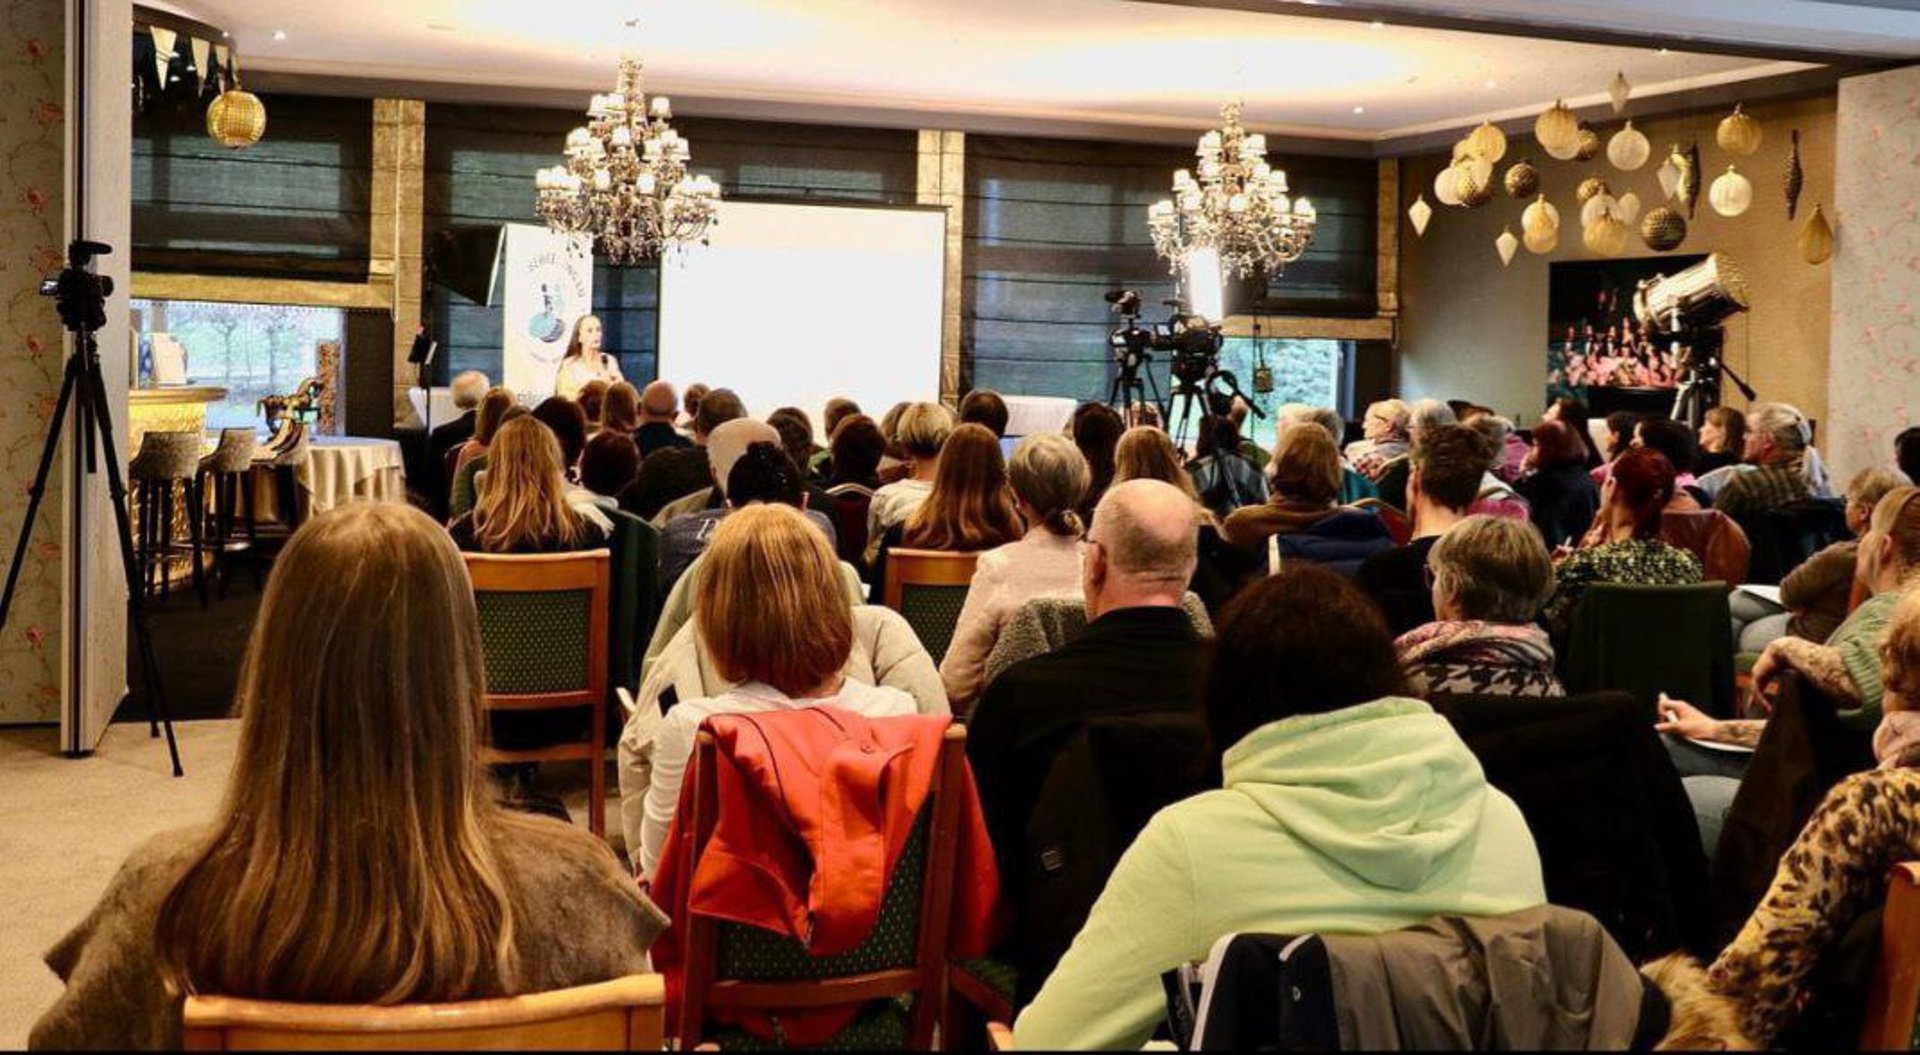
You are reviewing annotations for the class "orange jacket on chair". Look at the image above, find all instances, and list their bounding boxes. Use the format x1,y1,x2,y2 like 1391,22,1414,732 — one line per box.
652,707,1003,1044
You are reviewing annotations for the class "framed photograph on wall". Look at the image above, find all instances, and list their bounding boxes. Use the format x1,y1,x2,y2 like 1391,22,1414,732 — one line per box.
1547,255,1704,414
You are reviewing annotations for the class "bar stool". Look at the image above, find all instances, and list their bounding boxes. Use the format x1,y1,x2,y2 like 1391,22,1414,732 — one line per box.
198,427,261,595
128,430,208,607
257,421,311,532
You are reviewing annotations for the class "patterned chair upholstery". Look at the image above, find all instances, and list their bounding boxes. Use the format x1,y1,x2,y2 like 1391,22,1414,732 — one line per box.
198,427,261,595
881,549,978,665
129,430,208,605
465,550,611,836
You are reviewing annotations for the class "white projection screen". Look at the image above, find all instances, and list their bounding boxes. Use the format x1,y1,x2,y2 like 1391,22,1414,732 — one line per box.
657,201,946,439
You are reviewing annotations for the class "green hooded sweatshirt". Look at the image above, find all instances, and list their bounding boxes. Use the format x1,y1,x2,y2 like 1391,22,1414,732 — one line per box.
1014,696,1546,1050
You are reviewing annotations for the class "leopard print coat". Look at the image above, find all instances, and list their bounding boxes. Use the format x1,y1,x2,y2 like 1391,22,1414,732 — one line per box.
1708,767,1920,1045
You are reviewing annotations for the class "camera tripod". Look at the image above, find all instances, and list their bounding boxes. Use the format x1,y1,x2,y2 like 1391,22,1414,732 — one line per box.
1108,352,1168,429
1663,319,1755,430
1168,363,1264,452
0,241,181,775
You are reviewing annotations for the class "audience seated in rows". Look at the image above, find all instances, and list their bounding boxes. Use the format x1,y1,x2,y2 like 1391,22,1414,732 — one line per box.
1542,447,1702,639
635,504,922,877
1344,397,1410,482
623,387,745,521
530,397,589,480
1739,466,1911,653
29,504,665,1049
1357,424,1493,634
1373,398,1456,512
807,396,862,479
1112,425,1263,612
578,430,640,509
940,433,1089,712
960,388,1010,438
575,379,609,428
449,415,610,555
1713,403,1821,526
1696,406,1747,476
1397,515,1565,699
1660,486,1920,766
824,414,885,493
635,380,691,459
1221,423,1391,575
1012,564,1547,1050
766,405,822,472
1518,418,1602,549
659,437,838,594
1589,410,1640,486
869,423,1023,603
427,369,489,496
1187,414,1268,520
454,385,517,475
1276,403,1376,505
1068,402,1125,524
1541,395,1604,468
1468,409,1532,486
867,401,952,551
599,381,640,436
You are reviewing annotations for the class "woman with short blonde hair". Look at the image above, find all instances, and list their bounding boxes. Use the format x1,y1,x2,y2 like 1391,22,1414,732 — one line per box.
636,504,918,875
867,401,956,546
940,433,1091,710
30,504,663,1048
452,416,606,554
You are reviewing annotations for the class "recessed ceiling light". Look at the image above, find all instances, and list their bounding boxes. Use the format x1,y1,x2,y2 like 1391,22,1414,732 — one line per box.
1656,47,1671,55
1352,105,1366,114
272,29,287,42
1369,20,1385,30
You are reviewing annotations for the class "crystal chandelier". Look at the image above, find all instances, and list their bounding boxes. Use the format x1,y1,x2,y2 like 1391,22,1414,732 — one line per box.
534,49,720,266
1148,102,1317,281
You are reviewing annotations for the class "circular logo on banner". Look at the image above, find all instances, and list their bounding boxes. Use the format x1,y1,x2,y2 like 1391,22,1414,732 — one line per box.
524,276,570,349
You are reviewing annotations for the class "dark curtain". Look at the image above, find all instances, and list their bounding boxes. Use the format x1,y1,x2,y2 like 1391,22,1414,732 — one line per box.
422,106,919,384
964,135,1377,401
132,93,374,280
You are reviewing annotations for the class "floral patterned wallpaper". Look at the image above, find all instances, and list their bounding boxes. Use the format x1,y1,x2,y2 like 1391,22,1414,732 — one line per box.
1830,66,1920,483
0,0,66,724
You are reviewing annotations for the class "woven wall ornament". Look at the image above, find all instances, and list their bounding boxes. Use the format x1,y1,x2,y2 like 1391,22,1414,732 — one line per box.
1504,159,1540,199
1785,129,1804,220
1536,101,1581,161
1716,104,1763,156
1641,205,1688,251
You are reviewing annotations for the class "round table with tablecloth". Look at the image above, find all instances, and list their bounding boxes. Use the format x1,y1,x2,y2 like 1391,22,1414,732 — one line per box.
251,435,408,523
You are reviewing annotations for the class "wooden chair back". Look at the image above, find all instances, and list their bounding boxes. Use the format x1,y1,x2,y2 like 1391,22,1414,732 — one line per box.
1863,863,1920,1050
181,974,664,1051
1660,509,1753,588
675,723,968,1050
463,549,611,835
882,549,980,663
1350,498,1411,546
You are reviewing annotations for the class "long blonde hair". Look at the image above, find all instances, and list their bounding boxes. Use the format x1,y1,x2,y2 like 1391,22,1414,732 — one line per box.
1113,426,1210,520
472,416,588,553
904,423,1023,552
154,503,535,1003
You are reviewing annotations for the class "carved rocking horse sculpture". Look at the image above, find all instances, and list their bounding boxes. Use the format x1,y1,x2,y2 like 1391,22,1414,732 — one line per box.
256,376,324,457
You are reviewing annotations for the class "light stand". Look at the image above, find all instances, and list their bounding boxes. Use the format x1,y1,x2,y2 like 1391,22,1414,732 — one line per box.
0,240,181,775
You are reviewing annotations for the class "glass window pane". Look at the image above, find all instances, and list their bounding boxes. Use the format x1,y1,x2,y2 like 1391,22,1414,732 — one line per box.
130,298,341,432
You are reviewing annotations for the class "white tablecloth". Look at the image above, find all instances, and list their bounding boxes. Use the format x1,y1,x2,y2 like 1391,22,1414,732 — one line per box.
302,436,406,514
1004,395,1079,437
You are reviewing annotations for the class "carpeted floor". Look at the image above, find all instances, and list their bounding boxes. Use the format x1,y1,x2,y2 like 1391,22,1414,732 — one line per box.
1,721,619,1046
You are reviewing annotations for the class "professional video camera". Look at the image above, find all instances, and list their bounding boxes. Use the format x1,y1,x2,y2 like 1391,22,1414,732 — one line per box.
1105,289,1222,381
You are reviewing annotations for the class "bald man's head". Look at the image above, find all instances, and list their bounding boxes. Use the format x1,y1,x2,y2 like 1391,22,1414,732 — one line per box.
641,381,678,422
1090,479,1199,587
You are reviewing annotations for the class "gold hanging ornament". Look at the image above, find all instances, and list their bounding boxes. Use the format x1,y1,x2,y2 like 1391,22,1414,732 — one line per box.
1433,163,1464,207
1607,121,1650,171
205,55,266,149
1785,129,1805,220
1800,203,1834,264
1574,125,1602,162
1464,121,1508,164
1504,159,1540,199
1641,206,1688,251
1576,177,1609,204
1522,194,1561,238
1535,100,1581,161
1583,214,1629,257
1608,71,1632,115
1455,160,1495,208
1523,224,1559,255
1581,192,1618,229
1407,193,1433,237
1716,103,1763,156
1496,226,1519,267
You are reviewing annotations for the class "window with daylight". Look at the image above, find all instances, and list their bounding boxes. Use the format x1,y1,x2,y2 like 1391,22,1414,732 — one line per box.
1217,336,1351,426
131,299,343,433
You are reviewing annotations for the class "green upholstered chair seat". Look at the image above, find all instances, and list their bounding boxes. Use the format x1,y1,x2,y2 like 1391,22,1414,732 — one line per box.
474,588,594,695
899,584,969,664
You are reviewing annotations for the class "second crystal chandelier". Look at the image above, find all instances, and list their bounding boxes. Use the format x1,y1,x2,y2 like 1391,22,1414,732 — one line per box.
535,44,721,266
1149,101,1317,281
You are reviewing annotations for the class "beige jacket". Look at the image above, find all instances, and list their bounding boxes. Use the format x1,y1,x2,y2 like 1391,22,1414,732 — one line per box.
617,604,950,871
938,530,1086,712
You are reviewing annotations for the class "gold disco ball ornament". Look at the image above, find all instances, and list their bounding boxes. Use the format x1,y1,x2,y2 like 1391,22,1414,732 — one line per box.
1504,159,1540,199
1576,176,1609,204
1641,205,1688,252
1455,160,1495,208
1574,125,1602,162
207,89,267,149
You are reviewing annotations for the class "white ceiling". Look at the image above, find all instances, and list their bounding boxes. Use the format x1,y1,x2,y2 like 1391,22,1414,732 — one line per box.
150,0,1887,142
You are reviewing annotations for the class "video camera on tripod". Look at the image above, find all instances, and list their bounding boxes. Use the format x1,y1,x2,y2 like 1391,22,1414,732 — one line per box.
1105,288,1223,386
